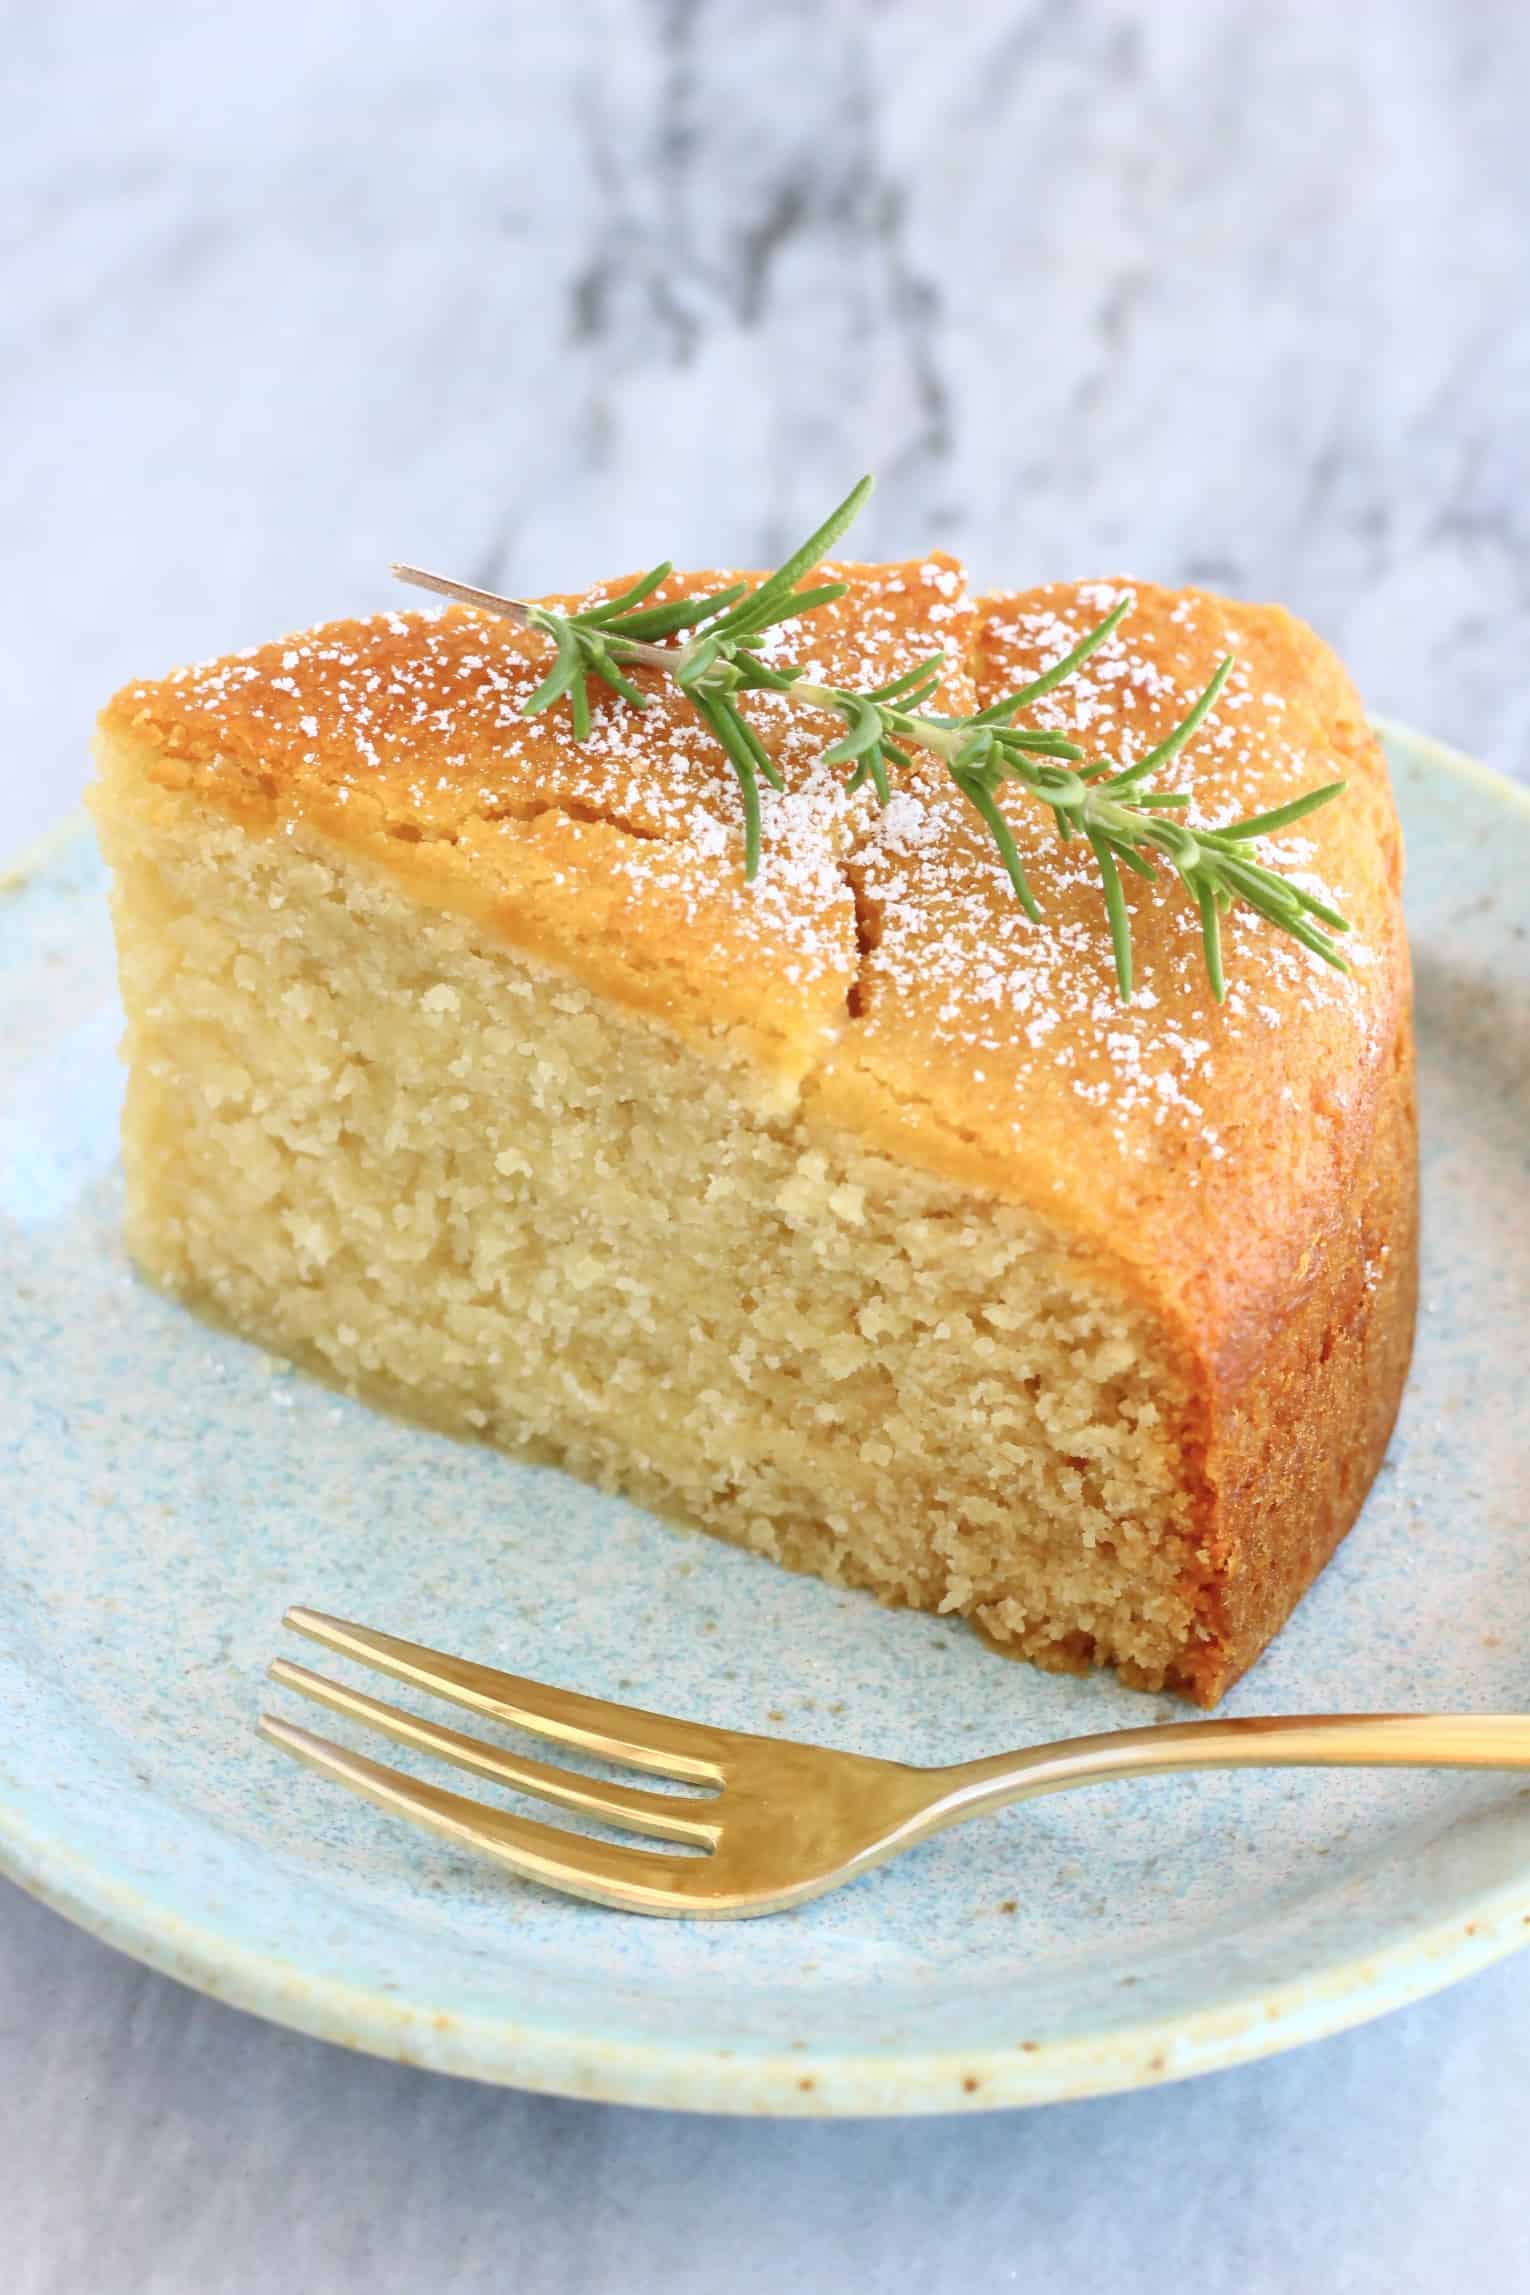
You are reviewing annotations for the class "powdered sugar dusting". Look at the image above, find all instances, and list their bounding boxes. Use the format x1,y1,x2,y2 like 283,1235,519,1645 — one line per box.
846,578,1381,1167
119,560,976,1005
116,557,1387,1170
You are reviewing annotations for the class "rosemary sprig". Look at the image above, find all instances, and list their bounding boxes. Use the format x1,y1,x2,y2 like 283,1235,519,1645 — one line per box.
392,482,1350,1002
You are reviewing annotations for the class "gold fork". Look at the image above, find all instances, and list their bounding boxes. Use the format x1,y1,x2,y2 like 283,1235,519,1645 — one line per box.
259,1608,1530,1919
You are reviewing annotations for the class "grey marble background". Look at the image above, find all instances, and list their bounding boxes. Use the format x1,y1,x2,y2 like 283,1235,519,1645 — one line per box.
5,2,1530,2290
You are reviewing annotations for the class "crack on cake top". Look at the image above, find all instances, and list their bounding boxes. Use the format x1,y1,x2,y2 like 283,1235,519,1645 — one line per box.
105,557,1392,1172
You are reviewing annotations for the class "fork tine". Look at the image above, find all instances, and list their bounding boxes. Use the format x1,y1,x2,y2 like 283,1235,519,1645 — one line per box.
283,1609,729,1781
268,1658,720,1845
258,1714,716,1913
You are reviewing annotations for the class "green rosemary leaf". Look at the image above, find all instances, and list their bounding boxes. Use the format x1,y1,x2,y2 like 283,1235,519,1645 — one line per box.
956,774,1042,923
1087,828,1134,999
999,595,1134,711
715,476,872,631
732,704,785,793
673,634,723,689
1224,854,1350,934
1196,880,1226,1002
587,643,650,712
717,585,849,652
1210,780,1347,841
846,747,893,803
867,653,947,704
1234,870,1347,963
606,583,749,640
1212,851,1301,914
1108,657,1233,790
582,563,673,623
570,669,590,741
1287,885,1351,933
1109,837,1159,882
720,655,791,694
1205,846,1346,935
1281,917,1349,967
522,615,584,716
740,579,849,630
967,690,1033,729
822,694,885,766
698,697,764,878
993,727,1087,761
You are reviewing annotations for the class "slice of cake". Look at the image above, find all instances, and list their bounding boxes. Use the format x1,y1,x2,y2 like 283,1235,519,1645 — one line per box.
91,555,1416,1703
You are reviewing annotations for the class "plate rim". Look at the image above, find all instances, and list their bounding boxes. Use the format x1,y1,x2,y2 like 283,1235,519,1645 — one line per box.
4,721,1529,2116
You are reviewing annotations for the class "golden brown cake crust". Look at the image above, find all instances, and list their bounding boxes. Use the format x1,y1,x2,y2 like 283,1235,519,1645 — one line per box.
1178,1018,1417,1700
98,560,974,1086
98,557,1417,1702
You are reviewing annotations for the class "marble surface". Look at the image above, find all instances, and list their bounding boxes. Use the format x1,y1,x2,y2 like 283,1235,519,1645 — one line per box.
4,1,1529,2289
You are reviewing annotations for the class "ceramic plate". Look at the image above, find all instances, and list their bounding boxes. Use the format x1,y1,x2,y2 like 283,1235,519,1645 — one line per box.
2,724,1528,2115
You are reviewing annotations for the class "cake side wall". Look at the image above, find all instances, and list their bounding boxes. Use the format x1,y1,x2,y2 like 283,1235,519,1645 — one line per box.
90,770,1209,1693
1177,1010,1420,1703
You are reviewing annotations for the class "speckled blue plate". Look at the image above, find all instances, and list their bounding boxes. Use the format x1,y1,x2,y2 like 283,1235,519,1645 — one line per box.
2,724,1528,2115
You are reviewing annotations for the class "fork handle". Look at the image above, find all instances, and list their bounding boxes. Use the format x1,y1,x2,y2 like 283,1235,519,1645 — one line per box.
921,1713,1530,1835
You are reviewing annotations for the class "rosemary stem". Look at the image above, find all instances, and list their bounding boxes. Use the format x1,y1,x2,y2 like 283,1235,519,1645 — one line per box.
391,483,1353,1006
